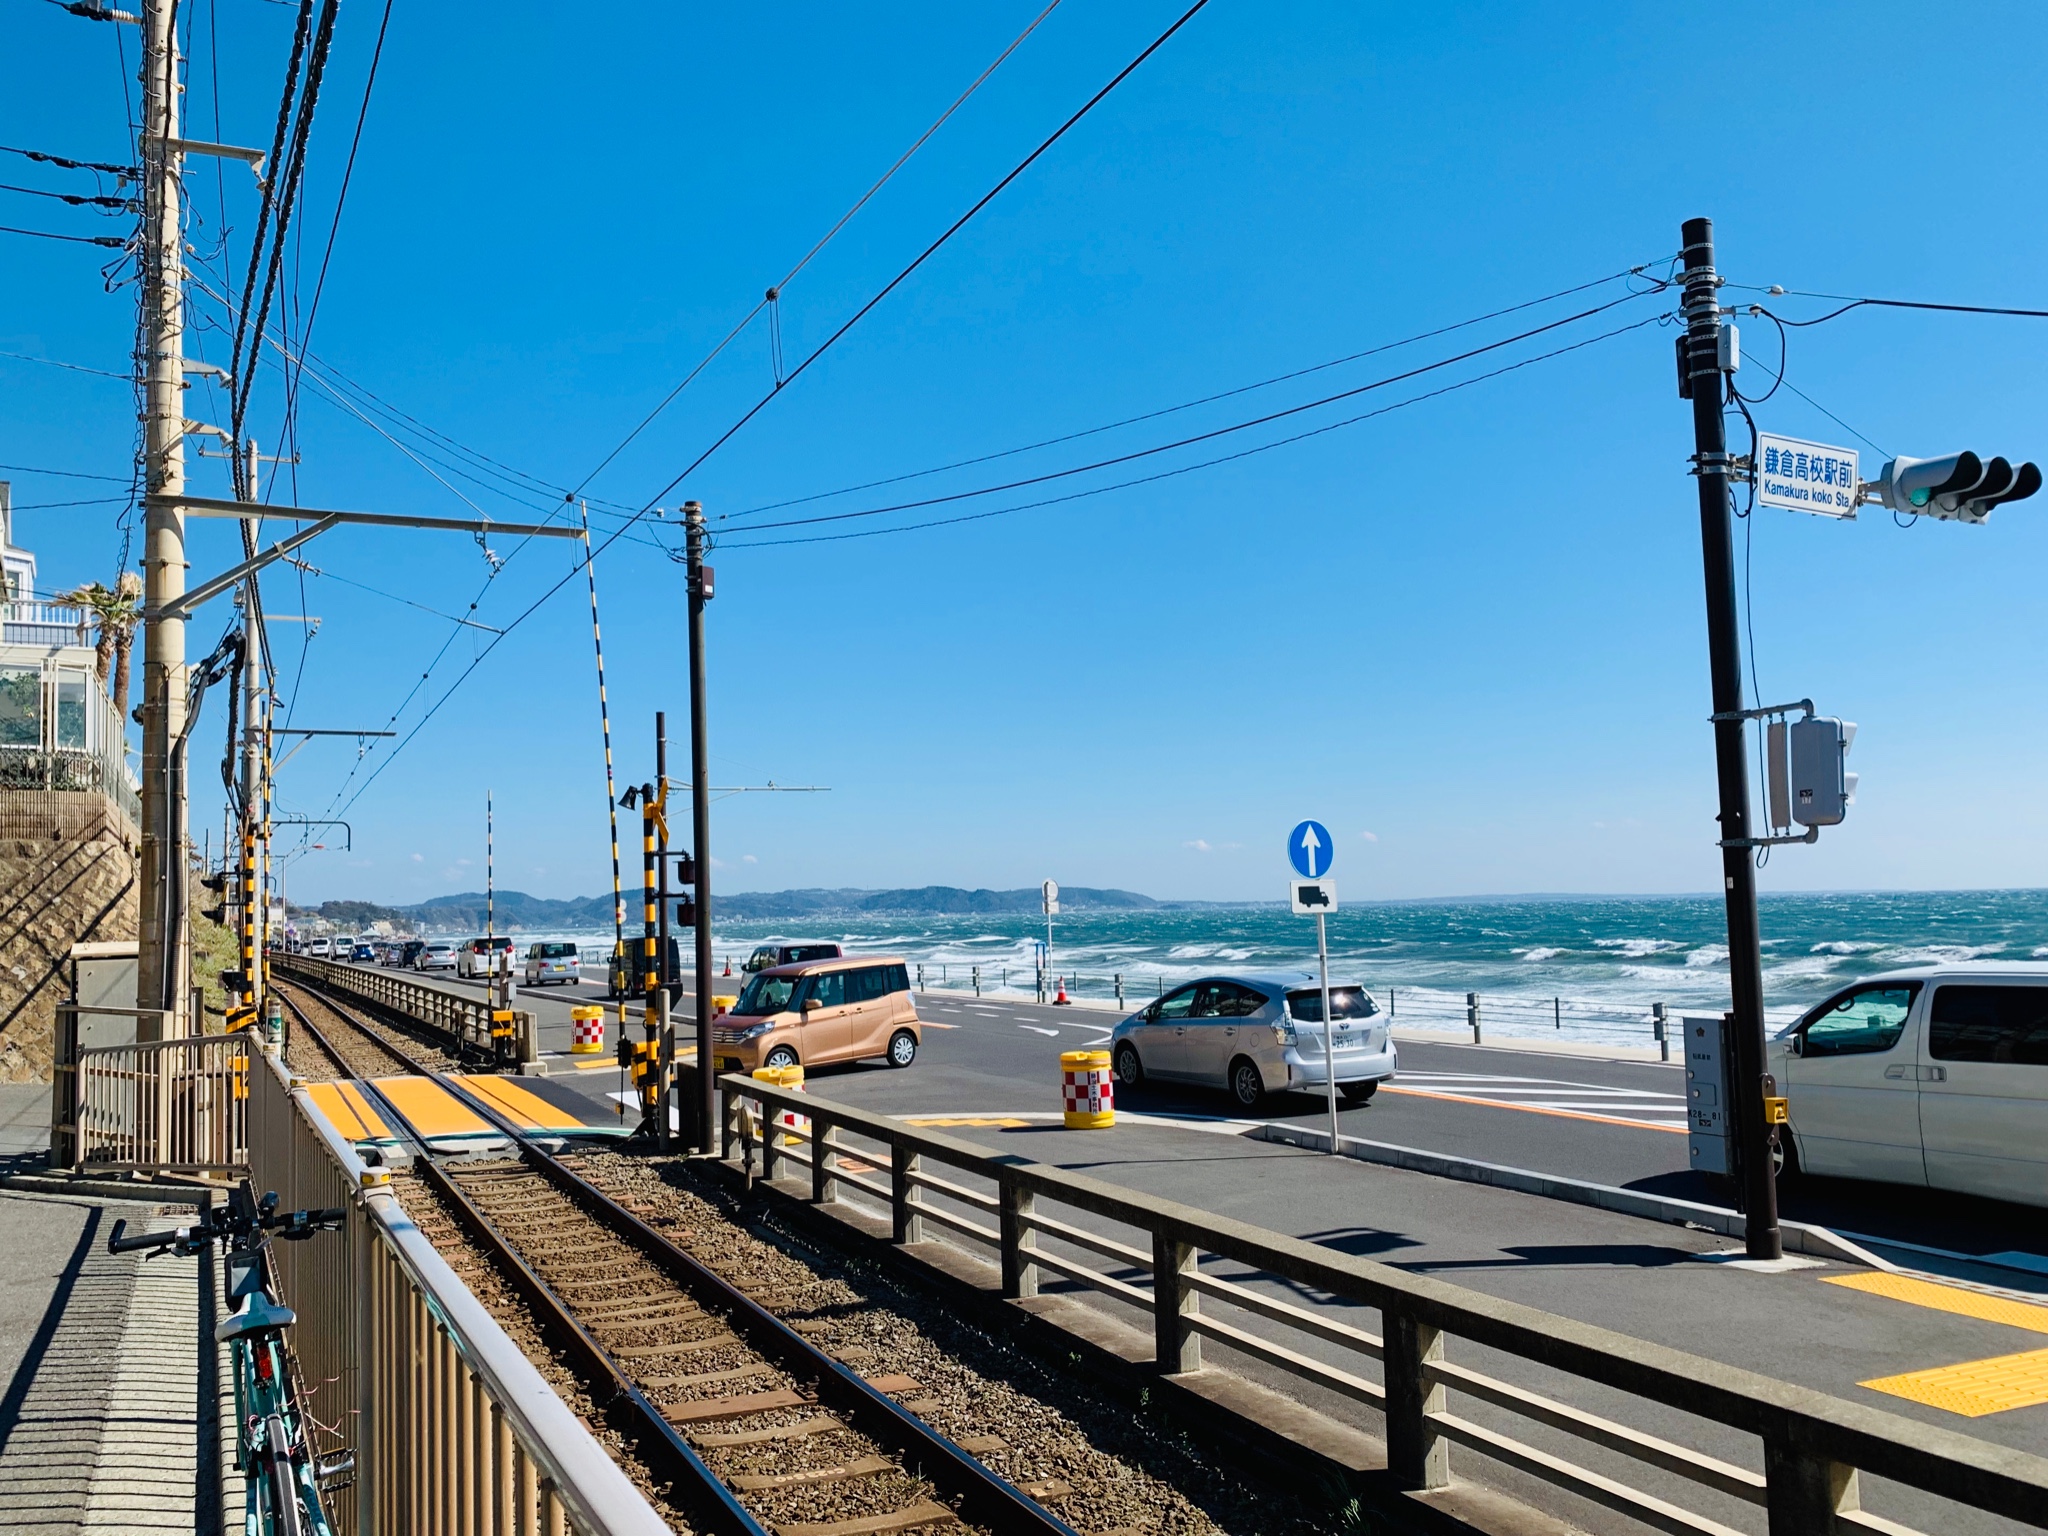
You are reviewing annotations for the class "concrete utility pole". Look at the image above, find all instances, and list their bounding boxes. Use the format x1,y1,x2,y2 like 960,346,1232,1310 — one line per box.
138,0,189,1034
1679,217,1781,1262
685,501,716,1150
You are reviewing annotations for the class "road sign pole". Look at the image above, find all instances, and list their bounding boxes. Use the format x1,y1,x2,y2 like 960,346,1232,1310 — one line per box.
1681,216,1780,1261
686,501,716,1153
1317,911,1336,1154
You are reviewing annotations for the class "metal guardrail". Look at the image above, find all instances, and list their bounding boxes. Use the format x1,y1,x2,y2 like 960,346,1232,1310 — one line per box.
273,951,508,1057
52,1027,250,1171
247,1042,669,1536
719,1073,2048,1536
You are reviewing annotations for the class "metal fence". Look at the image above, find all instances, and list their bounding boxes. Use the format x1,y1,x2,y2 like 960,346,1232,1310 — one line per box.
246,1044,670,1536
273,951,508,1057
53,1027,250,1172
720,1073,2048,1536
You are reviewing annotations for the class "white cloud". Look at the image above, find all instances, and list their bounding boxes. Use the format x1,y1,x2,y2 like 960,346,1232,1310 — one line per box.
410,852,424,863
1359,830,1379,842
1183,839,1212,853
743,854,758,864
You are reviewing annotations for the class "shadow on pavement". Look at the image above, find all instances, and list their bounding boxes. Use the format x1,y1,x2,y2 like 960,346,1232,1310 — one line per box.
1399,1242,1699,1273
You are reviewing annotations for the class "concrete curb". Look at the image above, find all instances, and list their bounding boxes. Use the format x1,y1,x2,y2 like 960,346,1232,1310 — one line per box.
0,1171,216,1206
1250,1121,1890,1270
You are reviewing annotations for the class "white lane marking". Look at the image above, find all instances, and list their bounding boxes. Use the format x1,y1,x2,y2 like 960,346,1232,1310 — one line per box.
1384,1069,1686,1130
1018,1025,1060,1037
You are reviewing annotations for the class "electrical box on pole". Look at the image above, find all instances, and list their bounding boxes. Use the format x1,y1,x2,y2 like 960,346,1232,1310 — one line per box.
1789,716,1857,827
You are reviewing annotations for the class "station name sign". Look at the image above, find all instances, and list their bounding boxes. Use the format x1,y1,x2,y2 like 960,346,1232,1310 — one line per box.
1756,432,1860,518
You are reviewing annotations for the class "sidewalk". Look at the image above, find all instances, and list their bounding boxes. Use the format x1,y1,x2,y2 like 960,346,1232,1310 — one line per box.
0,1158,216,1533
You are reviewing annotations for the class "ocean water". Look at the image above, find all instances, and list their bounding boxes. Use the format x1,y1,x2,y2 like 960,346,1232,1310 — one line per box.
529,888,2048,1050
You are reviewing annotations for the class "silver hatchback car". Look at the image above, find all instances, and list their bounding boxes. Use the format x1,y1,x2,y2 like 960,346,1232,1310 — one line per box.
1110,971,1396,1110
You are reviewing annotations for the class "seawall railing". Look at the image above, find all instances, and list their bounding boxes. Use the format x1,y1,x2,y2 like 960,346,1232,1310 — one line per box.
720,1071,2048,1536
272,950,522,1059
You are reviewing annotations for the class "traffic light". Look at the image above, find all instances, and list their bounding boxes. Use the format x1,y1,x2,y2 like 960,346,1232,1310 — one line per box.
1874,452,2041,524
1789,717,1857,827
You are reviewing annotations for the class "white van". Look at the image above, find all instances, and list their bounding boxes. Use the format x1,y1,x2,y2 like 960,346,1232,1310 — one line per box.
1770,964,2048,1207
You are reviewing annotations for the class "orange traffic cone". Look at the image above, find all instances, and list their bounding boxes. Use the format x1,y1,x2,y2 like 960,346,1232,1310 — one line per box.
722,957,732,977
1054,975,1071,1005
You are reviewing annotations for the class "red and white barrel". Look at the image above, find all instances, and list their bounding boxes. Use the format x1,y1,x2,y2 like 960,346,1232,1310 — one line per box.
570,1005,605,1055
1061,1050,1114,1129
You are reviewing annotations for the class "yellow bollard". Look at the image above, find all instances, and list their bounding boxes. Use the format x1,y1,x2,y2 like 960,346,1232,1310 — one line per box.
569,1005,605,1055
752,1063,808,1133
1061,1049,1115,1129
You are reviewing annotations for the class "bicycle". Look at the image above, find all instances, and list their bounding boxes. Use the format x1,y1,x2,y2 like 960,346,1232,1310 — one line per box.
109,1187,351,1536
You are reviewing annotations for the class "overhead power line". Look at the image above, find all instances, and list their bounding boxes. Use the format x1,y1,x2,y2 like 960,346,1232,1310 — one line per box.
0,460,130,481
0,180,131,208
0,351,128,380
0,143,137,178
569,0,1067,500
1,222,126,248
1734,286,2048,325
724,312,1669,549
638,0,1218,513
730,287,1664,536
727,261,1670,521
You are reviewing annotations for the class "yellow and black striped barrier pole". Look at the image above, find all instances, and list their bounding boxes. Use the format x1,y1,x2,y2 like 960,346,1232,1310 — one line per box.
578,503,628,967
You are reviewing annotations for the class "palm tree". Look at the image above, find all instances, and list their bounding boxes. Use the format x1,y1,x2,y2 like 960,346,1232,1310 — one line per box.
60,573,144,718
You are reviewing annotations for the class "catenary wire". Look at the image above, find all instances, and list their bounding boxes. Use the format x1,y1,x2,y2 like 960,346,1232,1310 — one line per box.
727,260,1673,520
567,0,1067,500
636,0,1218,513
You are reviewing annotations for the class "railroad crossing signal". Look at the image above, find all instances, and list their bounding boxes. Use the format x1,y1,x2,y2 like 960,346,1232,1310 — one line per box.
1871,452,2041,524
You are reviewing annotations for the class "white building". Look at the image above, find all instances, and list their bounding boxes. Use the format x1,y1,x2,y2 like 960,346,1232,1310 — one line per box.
0,481,139,827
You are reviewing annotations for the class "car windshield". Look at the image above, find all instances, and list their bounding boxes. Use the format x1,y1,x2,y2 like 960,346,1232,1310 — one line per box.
1287,987,1378,1022
732,974,799,1017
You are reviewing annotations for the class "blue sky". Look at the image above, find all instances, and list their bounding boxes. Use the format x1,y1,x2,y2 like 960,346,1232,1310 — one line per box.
5,1,2047,907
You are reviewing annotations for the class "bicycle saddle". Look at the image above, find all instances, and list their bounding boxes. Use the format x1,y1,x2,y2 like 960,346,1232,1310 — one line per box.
216,1293,299,1342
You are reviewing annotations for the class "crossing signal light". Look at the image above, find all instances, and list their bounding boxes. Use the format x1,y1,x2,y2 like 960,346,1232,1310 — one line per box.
1875,452,2041,524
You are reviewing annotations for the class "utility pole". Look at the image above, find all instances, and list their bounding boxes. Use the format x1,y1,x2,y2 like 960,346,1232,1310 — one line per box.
685,501,716,1150
137,0,189,1035
1680,217,1780,1261
234,438,265,1028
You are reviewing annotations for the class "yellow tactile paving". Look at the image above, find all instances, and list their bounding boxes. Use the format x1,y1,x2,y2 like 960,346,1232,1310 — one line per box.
301,1081,389,1141
1825,1271,2048,1335
1861,1348,2048,1417
452,1074,571,1131
905,1117,1030,1129
371,1076,493,1139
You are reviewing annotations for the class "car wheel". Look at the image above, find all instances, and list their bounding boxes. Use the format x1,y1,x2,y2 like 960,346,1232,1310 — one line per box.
764,1045,800,1072
1340,1081,1379,1104
1229,1057,1266,1111
887,1030,918,1069
1113,1043,1144,1088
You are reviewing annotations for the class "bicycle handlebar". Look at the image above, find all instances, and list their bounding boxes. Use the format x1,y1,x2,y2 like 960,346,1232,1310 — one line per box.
105,1198,346,1258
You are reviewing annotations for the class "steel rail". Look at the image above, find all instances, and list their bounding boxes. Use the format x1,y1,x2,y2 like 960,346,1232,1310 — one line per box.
441,1079,1084,1536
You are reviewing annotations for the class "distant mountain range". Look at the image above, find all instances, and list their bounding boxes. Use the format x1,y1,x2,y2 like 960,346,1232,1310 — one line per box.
291,885,1160,933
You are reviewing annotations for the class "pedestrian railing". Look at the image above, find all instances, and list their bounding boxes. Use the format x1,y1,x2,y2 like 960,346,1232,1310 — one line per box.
53,1026,250,1172
273,951,505,1056
720,1073,2048,1536
247,1042,669,1536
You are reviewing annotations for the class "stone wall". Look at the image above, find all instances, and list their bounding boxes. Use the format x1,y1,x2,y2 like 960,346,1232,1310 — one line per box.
0,792,139,1083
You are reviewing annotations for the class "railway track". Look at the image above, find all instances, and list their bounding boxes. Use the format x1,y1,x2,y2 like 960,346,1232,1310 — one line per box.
278,979,1090,1536
275,978,464,1082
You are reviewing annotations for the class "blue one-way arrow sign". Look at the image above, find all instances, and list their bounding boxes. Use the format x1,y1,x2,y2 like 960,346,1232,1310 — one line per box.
1288,820,1333,880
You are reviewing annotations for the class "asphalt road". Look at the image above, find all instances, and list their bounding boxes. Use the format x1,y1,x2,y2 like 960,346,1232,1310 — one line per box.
361,964,2047,1269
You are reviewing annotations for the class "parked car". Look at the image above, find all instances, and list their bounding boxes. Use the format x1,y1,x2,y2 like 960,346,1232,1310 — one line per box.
712,956,919,1073
395,940,426,968
1769,963,2048,1207
741,942,844,974
607,937,684,998
456,936,517,979
415,941,458,972
524,941,582,987
1110,972,1397,1111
